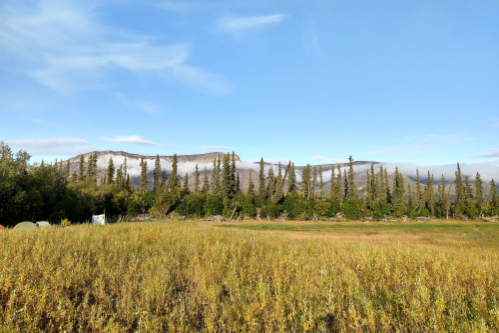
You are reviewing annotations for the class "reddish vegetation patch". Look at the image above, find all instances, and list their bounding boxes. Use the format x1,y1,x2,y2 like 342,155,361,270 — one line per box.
0,225,6,230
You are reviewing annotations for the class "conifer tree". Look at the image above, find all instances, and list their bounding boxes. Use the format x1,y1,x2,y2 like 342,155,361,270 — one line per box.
384,168,391,204
287,163,297,193
78,155,85,182
160,170,167,189
183,172,190,193
194,164,200,194
65,160,70,179
439,174,451,219
336,164,343,205
415,169,422,208
248,169,255,195
202,167,210,194
231,152,237,194
258,158,266,199
346,156,357,200
272,163,284,203
86,154,97,184
423,171,434,214
115,166,123,189
319,166,324,199
123,156,128,184
267,166,276,198
126,174,131,190
392,167,405,213
378,166,386,204
453,163,464,216
311,166,318,199
489,179,498,213
168,154,179,191
475,172,484,215
222,153,232,198
139,158,149,192
235,172,241,193
302,165,312,199
343,169,348,200
153,154,161,192
464,175,473,200
407,183,414,209
210,158,217,193
107,157,115,185
330,167,336,200
366,169,372,207
71,171,77,183
214,156,222,195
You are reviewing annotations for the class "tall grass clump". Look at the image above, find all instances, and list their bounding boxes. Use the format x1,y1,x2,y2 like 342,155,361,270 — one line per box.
0,222,498,332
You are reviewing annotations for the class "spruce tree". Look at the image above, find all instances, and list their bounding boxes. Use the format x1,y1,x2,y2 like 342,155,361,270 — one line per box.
214,156,222,195
153,154,161,192
453,163,464,216
139,158,149,192
126,174,131,190
168,154,179,191
336,164,343,205
489,179,498,213
267,166,276,198
319,166,324,199
160,170,167,189
369,163,376,204
272,163,284,203
311,166,318,199
378,166,386,204
78,155,85,182
202,167,210,194
287,163,297,193
115,166,123,189
123,156,128,184
231,152,237,194
384,168,391,204
222,153,232,198
235,172,241,193
423,171,434,214
65,160,70,179
210,158,217,193
248,169,255,195
183,172,190,193
330,167,336,200
258,158,266,199
107,157,115,185
392,167,405,213
475,172,484,215
415,169,421,208
464,175,473,200
194,164,200,194
302,165,312,199
71,171,77,183
86,154,95,183
366,169,372,207
345,156,357,200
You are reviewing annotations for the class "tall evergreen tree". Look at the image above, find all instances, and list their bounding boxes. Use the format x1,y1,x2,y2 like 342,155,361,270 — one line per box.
71,171,77,183
267,166,276,198
392,167,405,213
369,163,377,204
343,169,348,200
415,169,422,208
107,157,115,185
489,179,498,213
153,154,161,192
210,158,217,193
311,166,318,199
194,164,200,194
464,175,473,199
346,156,357,200
366,169,372,207
287,163,297,193
336,164,343,205
319,166,324,199
139,158,149,192
302,165,312,199
213,156,222,195
248,169,255,195
183,172,190,193
202,167,209,194
384,168,391,204
168,154,179,191
330,167,337,200
222,153,232,198
235,172,241,193
453,163,464,216
86,153,98,184
160,170,167,189
65,160,70,179
258,158,266,199
423,171,434,214
78,155,85,182
475,172,484,215
231,152,237,194
115,165,123,189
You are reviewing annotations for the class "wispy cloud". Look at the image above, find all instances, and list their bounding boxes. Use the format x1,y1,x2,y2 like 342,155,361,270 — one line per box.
469,148,499,159
367,145,433,156
218,14,287,33
99,135,160,146
404,134,473,144
116,93,160,115
5,137,97,155
0,0,232,95
200,145,234,150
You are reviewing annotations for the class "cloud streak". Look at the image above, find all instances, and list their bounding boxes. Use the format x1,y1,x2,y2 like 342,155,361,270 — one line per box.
404,134,473,144
99,136,160,146
5,137,97,155
200,145,234,150
218,14,287,33
0,0,232,95
367,145,433,156
469,148,499,159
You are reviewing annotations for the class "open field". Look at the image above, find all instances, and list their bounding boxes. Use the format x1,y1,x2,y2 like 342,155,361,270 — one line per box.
1,220,499,332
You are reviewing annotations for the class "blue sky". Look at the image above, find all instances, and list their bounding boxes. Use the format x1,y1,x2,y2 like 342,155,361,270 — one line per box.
1,0,498,167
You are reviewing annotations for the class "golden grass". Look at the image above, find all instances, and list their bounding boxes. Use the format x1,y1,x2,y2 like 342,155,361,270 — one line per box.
1,221,499,332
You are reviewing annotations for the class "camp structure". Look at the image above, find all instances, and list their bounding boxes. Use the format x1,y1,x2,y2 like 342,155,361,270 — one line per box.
13,222,37,230
92,214,106,225
36,221,51,228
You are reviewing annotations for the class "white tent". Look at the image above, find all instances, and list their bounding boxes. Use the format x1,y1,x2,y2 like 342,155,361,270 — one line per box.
92,214,106,225
36,221,51,228
14,222,37,230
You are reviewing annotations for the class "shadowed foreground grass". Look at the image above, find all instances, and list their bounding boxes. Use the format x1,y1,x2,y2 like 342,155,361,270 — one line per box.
1,221,499,332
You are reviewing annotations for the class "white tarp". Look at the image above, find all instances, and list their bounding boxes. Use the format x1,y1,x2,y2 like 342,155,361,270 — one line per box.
92,214,106,225
36,221,51,228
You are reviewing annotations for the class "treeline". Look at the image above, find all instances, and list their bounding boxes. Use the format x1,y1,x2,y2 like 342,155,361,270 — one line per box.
1,141,498,225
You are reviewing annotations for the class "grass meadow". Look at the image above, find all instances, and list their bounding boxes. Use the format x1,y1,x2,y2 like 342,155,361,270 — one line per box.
1,220,499,332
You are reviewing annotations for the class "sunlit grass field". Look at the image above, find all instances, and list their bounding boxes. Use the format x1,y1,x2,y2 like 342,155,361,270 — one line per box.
1,220,499,332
